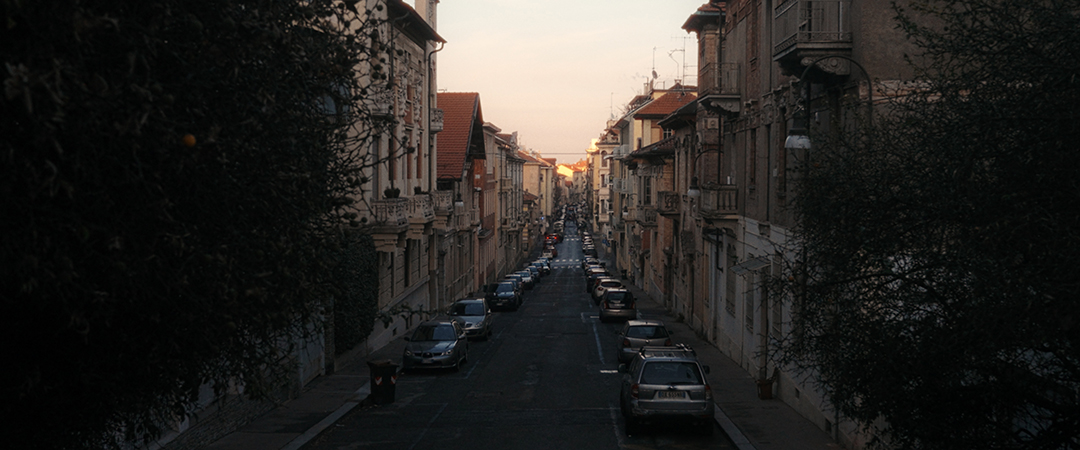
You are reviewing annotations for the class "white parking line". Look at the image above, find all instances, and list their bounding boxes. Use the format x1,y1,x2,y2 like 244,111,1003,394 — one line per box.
407,402,448,450
591,320,606,365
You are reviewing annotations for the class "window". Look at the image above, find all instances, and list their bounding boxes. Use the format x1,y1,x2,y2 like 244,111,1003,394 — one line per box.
643,177,652,205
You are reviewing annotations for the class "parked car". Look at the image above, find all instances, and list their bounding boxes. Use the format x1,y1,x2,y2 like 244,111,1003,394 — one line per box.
592,277,624,303
616,320,673,363
504,273,525,293
531,260,551,275
491,281,522,311
525,265,542,281
402,320,469,371
581,257,602,272
619,344,713,435
448,298,494,340
517,270,535,289
585,267,611,292
598,288,637,322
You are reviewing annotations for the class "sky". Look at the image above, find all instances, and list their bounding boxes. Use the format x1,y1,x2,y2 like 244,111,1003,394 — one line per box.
432,0,708,165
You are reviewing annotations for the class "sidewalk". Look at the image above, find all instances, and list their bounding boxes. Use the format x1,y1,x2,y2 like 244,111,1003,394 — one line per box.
596,239,840,450
203,247,840,450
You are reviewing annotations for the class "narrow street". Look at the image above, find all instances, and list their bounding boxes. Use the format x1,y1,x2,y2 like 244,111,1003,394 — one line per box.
302,220,737,450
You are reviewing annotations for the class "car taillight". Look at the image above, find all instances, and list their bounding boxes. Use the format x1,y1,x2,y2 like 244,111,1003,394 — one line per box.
622,338,631,347
631,384,639,399
664,338,672,346
705,384,713,400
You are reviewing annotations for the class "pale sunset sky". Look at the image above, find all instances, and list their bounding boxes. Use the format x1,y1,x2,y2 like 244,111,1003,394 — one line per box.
432,0,708,164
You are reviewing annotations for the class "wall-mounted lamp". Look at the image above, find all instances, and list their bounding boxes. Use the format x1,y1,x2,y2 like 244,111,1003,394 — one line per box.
454,194,464,208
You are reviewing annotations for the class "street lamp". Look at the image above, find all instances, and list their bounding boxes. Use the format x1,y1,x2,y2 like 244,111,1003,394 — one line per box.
687,176,701,198
454,193,464,208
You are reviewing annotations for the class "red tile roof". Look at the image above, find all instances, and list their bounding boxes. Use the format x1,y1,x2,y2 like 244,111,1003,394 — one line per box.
634,90,698,119
437,93,483,180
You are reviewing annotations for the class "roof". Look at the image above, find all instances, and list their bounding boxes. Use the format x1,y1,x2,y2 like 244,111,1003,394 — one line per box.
517,151,544,164
387,0,446,44
634,90,698,119
659,98,699,130
629,135,679,159
683,2,725,32
437,92,484,180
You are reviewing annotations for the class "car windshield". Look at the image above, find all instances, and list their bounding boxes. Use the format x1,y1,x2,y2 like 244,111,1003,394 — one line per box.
413,325,457,342
496,283,515,293
450,302,485,316
640,361,703,385
606,292,631,302
626,326,668,339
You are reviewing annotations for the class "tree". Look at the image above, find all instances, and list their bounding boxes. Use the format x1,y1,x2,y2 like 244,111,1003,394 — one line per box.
0,0,397,448
779,1,1080,449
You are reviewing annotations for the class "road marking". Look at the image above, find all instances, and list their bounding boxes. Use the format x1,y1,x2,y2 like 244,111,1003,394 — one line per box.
591,320,606,365
610,406,627,446
408,402,448,450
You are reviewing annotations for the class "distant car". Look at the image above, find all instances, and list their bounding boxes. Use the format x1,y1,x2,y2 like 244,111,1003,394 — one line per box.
491,281,522,311
517,270,535,289
448,298,494,340
504,273,525,293
525,265,542,280
402,320,469,371
531,261,550,275
616,320,673,363
598,288,637,322
585,267,611,292
592,278,624,303
619,344,713,435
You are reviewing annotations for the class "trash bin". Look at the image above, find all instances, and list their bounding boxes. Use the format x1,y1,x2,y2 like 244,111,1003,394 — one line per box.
367,359,399,405
756,378,774,400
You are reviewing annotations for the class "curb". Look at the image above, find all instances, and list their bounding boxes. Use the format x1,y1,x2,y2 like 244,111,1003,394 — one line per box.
714,401,756,450
279,383,371,450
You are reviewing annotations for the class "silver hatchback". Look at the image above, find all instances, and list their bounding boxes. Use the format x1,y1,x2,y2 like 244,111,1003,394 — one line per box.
598,289,637,322
616,320,673,363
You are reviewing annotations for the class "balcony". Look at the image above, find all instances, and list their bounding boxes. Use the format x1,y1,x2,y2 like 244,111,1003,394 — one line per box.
407,194,434,239
773,0,853,76
699,62,742,116
433,190,453,214
657,191,681,216
700,185,738,219
637,205,657,227
372,198,408,230
371,198,408,251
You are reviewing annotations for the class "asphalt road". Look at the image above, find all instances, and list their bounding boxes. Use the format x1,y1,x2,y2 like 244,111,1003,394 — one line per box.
303,220,737,450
